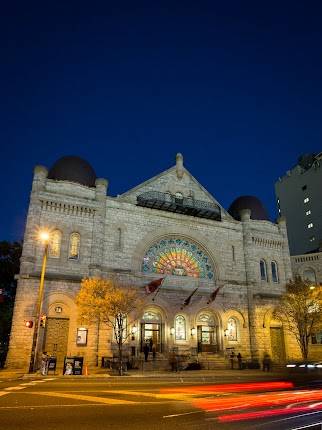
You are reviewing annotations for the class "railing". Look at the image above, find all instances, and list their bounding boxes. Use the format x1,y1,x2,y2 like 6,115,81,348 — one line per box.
137,191,221,221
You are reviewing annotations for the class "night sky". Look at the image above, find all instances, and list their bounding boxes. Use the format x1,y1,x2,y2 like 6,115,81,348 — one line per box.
1,1,321,241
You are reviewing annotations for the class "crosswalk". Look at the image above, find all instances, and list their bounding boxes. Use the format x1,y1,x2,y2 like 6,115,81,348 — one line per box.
0,381,195,407
0,378,57,399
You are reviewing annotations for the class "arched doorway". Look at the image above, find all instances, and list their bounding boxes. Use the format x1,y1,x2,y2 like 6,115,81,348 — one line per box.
196,312,219,353
140,310,163,353
44,303,70,370
270,318,286,363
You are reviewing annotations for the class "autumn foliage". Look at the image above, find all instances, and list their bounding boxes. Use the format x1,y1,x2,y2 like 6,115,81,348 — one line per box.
276,276,322,360
76,277,143,374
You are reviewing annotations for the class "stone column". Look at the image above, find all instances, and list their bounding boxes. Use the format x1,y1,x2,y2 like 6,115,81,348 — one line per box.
240,208,259,361
89,178,108,277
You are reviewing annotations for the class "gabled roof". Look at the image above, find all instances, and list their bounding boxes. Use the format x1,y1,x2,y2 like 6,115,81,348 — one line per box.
118,156,232,220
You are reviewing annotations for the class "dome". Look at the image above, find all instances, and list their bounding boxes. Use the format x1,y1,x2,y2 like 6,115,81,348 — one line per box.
228,195,269,221
48,156,96,187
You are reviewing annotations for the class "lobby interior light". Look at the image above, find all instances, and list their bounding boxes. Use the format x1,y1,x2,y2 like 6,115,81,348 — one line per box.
191,327,196,336
131,324,137,335
170,327,175,336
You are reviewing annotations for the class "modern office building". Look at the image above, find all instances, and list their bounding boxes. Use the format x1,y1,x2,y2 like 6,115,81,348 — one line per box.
275,152,322,255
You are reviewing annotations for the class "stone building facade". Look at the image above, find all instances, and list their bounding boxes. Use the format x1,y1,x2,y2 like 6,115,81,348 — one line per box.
6,154,299,371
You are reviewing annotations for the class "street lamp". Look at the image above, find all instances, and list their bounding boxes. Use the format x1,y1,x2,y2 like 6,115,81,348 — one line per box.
29,230,50,373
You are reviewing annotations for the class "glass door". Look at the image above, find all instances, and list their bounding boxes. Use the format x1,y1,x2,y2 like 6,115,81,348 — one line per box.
141,323,161,352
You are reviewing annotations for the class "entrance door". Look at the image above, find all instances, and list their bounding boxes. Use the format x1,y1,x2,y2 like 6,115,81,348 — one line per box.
270,327,286,363
197,325,217,353
44,317,69,369
141,323,161,352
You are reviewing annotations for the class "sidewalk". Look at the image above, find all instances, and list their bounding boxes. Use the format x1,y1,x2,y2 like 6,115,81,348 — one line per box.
0,367,288,380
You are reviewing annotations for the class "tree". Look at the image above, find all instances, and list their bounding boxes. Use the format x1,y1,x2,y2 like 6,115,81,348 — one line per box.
276,276,322,361
0,241,22,367
76,277,143,375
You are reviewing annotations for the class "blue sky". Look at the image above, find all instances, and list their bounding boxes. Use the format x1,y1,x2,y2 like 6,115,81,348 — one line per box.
1,1,321,241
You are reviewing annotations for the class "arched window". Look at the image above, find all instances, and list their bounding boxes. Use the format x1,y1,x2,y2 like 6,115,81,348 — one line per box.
175,315,186,340
227,317,238,341
68,232,80,260
260,260,268,281
271,261,279,283
303,268,316,284
49,230,62,258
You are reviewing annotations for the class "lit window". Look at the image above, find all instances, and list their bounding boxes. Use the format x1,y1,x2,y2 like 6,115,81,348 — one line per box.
260,260,268,281
308,223,313,229
310,236,315,242
175,315,186,340
271,261,279,283
68,232,80,260
304,197,310,203
227,318,238,341
49,230,62,258
306,210,311,216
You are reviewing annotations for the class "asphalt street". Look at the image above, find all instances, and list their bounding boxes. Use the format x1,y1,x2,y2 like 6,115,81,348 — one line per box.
0,372,321,429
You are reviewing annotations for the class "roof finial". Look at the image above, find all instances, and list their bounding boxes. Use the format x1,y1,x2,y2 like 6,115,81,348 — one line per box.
176,153,184,179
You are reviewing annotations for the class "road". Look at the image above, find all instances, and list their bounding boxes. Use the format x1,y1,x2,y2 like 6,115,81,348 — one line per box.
0,372,321,429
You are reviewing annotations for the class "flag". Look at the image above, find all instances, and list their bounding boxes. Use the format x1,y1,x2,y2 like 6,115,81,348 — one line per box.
181,287,199,309
145,278,164,294
207,286,221,304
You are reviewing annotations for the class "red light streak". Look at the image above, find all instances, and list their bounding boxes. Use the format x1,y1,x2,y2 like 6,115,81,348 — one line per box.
193,389,322,412
160,381,293,394
217,402,322,423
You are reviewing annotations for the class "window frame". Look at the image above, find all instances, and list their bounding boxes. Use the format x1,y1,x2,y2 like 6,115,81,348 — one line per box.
174,315,186,341
271,261,279,283
260,259,268,281
226,317,238,342
48,229,62,258
68,232,81,260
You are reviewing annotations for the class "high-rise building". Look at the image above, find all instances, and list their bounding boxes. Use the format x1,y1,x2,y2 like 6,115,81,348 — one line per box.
275,153,322,255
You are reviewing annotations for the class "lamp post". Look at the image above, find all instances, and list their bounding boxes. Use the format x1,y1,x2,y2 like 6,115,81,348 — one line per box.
29,231,50,373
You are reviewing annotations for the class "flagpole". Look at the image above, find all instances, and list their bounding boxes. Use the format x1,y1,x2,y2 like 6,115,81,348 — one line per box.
152,276,166,302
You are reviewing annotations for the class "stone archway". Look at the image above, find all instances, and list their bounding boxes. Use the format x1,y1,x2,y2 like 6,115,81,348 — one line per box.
140,306,166,354
195,310,220,353
269,317,286,364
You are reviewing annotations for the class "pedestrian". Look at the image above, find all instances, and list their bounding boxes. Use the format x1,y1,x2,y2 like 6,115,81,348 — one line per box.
149,338,153,352
143,342,149,362
152,343,156,361
262,353,271,372
237,352,243,370
230,351,235,369
41,351,49,376
169,350,177,372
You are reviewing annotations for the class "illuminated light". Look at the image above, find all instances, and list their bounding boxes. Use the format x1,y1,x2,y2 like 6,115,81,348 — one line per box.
217,403,322,423
170,327,175,335
191,327,196,336
299,364,306,367
192,389,322,413
316,364,322,368
286,364,297,367
160,381,294,394
39,231,50,243
307,364,315,368
25,320,33,328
